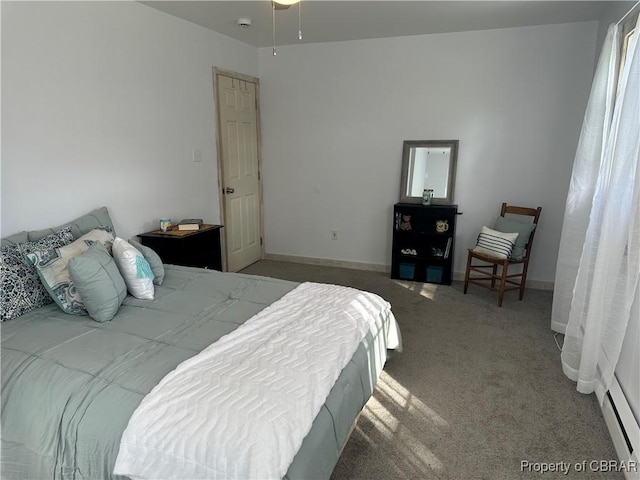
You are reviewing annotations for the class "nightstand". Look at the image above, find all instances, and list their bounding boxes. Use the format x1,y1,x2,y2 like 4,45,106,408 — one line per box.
137,224,223,271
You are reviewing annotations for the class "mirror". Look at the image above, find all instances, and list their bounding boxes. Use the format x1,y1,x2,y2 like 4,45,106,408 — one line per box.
400,140,458,205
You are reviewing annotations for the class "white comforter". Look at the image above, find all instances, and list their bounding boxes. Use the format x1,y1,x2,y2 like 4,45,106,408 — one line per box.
114,282,400,480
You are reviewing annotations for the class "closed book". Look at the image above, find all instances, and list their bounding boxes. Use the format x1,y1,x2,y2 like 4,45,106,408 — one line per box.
177,218,203,231
177,224,200,231
444,237,452,259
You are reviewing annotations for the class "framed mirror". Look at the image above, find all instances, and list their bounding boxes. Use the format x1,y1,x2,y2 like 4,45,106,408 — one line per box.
399,140,458,205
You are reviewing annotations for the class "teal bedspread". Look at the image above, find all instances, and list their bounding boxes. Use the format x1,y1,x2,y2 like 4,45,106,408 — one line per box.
1,265,393,479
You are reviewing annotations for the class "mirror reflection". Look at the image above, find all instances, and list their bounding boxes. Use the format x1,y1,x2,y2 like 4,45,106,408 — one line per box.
407,146,452,198
400,140,458,205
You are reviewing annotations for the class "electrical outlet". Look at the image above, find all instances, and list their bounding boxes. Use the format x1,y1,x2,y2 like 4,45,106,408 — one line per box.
331,229,338,240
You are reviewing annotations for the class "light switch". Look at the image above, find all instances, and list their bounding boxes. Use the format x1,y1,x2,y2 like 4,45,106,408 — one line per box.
192,148,203,162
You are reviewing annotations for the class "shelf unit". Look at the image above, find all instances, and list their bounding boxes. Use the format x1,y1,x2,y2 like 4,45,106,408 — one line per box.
391,203,458,285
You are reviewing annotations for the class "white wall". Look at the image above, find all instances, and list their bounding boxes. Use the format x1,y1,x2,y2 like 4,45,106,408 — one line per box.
258,21,598,283
1,3,600,285
1,1,258,241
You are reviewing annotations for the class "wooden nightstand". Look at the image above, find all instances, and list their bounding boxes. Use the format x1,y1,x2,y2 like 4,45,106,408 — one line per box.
137,224,223,271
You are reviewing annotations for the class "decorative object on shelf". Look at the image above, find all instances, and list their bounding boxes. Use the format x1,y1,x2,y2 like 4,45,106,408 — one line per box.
160,218,172,232
435,219,449,233
400,249,417,256
431,247,444,257
422,189,434,206
399,215,412,231
177,218,204,231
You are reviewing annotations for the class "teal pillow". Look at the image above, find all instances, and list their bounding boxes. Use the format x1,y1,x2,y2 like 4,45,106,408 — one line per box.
493,216,536,260
25,229,115,315
27,207,115,242
130,239,165,286
1,231,29,247
68,243,127,322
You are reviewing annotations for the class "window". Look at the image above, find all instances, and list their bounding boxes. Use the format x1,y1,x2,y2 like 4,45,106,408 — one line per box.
617,10,638,93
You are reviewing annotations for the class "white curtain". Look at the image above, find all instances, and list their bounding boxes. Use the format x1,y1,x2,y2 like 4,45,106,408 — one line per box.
551,18,640,401
551,25,620,334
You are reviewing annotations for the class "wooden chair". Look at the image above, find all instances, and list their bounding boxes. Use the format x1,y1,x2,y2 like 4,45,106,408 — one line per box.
463,203,542,307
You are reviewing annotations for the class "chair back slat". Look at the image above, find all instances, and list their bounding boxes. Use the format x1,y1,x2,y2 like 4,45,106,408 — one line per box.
501,203,541,221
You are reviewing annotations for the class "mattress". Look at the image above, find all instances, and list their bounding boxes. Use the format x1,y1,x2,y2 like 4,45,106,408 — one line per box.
1,264,398,479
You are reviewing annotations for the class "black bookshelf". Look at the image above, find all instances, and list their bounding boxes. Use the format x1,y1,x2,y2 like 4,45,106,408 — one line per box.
391,203,458,285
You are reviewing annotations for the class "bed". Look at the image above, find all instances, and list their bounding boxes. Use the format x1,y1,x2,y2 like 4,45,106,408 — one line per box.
1,207,401,479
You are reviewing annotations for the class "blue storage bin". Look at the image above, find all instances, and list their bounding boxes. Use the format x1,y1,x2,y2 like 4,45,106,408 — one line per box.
399,263,416,280
426,266,444,283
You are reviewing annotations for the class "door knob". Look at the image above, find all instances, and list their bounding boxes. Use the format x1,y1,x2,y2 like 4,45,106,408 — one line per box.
225,187,235,194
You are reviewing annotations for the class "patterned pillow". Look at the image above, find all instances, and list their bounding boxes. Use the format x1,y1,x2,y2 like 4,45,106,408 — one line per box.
0,227,74,322
112,238,155,300
129,239,165,286
25,228,115,315
473,226,519,259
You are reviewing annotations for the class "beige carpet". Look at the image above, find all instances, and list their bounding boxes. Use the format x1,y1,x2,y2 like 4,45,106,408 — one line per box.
240,260,620,480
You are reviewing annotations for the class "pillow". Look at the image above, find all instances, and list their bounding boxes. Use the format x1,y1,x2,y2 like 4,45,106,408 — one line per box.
112,238,154,300
473,226,519,259
69,243,127,322
0,227,75,322
27,206,115,242
129,239,165,286
494,216,537,260
25,228,116,315
1,230,29,247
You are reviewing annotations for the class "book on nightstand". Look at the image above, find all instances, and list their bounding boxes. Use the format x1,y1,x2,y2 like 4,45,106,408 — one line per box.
177,218,203,231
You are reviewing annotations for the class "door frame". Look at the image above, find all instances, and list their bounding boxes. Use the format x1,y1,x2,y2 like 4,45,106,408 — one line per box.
212,67,265,272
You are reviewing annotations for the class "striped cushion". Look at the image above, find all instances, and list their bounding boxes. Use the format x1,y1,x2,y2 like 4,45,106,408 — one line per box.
473,226,519,259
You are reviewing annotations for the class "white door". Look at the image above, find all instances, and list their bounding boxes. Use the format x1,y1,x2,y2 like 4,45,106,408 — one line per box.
215,72,263,272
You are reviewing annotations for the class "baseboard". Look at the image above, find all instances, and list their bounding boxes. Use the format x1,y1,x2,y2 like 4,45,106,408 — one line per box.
264,253,390,273
601,376,640,479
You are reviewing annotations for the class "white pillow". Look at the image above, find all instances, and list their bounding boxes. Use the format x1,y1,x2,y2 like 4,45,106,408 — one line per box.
473,226,519,259
112,237,155,300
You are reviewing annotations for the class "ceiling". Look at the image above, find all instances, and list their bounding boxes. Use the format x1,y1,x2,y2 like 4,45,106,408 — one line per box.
139,1,618,48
